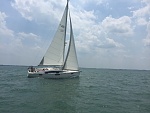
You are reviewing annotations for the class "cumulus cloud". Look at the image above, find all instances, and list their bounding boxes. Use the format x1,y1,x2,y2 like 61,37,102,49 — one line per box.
132,5,150,18
66,4,126,52
131,0,150,26
130,0,150,46
102,16,133,36
11,0,67,22
76,23,124,54
69,10,126,53
11,0,125,54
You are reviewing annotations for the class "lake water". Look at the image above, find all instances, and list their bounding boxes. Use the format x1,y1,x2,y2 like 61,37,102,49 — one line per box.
0,65,150,113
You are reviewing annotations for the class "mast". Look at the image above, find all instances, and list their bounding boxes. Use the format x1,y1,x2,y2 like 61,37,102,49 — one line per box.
63,0,69,64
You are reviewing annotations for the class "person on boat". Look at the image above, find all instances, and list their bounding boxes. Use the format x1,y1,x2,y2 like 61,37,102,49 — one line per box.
30,66,35,72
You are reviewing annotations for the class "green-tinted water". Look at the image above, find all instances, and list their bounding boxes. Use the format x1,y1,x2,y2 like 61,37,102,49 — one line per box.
0,66,150,113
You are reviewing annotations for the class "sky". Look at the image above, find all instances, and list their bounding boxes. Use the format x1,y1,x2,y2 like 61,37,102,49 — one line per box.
0,0,150,70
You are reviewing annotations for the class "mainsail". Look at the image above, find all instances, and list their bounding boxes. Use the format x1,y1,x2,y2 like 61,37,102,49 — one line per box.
39,2,69,66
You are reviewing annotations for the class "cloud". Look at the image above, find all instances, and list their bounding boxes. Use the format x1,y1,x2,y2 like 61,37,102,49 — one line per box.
0,11,43,65
132,5,150,18
0,31,43,65
130,0,150,46
68,7,126,53
143,38,150,46
0,12,14,38
76,23,124,55
143,21,150,46
11,0,125,53
17,32,41,42
98,38,124,48
102,16,133,36
131,0,150,26
11,0,67,23
131,0,150,46
136,17,147,25
0,12,7,26
80,0,105,5
69,6,96,31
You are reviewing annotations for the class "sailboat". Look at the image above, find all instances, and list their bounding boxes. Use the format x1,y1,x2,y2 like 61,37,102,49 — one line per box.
27,0,80,79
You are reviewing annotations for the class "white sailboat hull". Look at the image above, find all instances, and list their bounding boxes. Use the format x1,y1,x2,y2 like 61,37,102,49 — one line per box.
27,71,44,78
27,70,80,79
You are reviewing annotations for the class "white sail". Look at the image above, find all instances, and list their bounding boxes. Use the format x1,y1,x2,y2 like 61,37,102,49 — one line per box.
63,13,79,70
39,2,68,66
